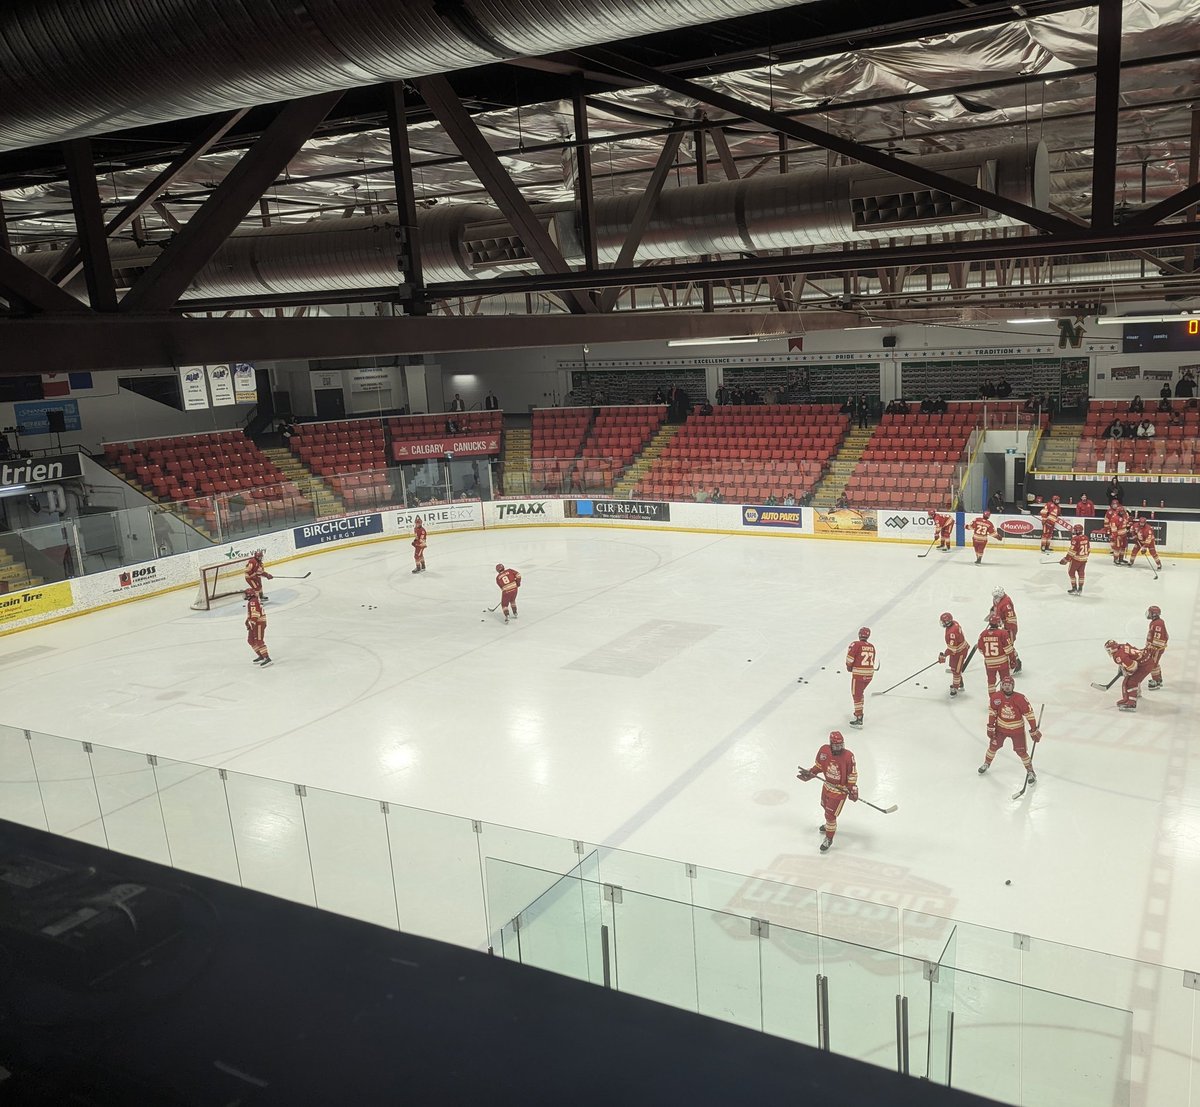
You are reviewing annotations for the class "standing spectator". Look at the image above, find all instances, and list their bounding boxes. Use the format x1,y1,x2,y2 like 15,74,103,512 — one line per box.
450,393,466,412
842,394,856,415
996,378,1013,398
980,379,996,399
484,390,499,410
1175,368,1196,399
796,730,859,853
1159,382,1173,406
653,386,666,404
856,392,870,428
1075,492,1095,517
1105,475,1124,505
990,488,1005,514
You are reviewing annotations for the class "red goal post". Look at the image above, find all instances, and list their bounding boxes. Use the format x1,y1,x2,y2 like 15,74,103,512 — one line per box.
191,561,247,610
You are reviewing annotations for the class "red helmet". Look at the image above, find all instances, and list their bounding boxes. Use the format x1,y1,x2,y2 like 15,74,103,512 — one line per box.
858,627,871,640
982,510,991,519
940,612,954,627
1073,524,1083,535
1105,639,1118,652
1111,499,1119,508
1052,495,1060,504
495,563,505,572
988,611,1002,628
1147,605,1161,619
1000,676,1016,693
244,589,256,600
829,731,844,749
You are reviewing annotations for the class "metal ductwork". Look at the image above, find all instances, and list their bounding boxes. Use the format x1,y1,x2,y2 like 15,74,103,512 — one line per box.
0,0,801,152
29,142,1050,304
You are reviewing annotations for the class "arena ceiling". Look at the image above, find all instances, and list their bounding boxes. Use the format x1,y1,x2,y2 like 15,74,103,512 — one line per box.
0,0,1198,370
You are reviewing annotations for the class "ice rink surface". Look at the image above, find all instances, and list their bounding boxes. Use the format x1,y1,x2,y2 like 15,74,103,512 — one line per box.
3,524,1198,973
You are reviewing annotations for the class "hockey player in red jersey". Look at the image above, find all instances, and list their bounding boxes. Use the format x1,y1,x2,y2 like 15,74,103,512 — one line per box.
976,612,1015,692
938,612,969,696
1127,518,1162,571
968,512,1000,565
932,509,954,551
796,730,858,853
1143,606,1169,690
495,563,522,623
245,549,272,601
1105,639,1151,710
989,586,1021,672
244,589,272,666
1104,500,1131,564
411,516,428,573
978,676,1040,785
845,627,876,727
1061,524,1090,594
1038,495,1062,552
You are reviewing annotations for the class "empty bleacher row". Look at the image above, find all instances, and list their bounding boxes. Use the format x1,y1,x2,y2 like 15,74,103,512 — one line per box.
635,404,848,502
104,431,306,533
845,408,978,508
1075,400,1200,473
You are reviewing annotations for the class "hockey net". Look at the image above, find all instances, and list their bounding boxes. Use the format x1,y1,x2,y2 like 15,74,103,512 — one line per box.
191,562,246,611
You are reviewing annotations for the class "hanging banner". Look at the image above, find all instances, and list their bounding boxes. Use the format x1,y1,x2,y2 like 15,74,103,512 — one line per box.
392,435,501,459
207,363,236,406
233,362,257,403
179,366,210,410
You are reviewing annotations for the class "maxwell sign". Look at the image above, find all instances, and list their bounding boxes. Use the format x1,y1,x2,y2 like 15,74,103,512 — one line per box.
999,518,1036,537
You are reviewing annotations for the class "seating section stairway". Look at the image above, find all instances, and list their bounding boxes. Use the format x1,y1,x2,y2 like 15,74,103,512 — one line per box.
571,405,667,493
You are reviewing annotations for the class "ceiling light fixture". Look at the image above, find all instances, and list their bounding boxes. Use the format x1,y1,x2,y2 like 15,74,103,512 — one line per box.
666,336,761,347
844,324,882,330
1006,317,1055,324
1096,312,1200,325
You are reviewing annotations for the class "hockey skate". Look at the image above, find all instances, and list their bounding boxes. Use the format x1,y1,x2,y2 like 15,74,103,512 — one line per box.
849,716,863,728
412,567,421,574
1067,586,1078,594
950,686,958,697
1148,680,1162,690
1117,699,1137,711
819,836,833,853
504,615,510,624
258,656,272,667
977,762,990,774
974,557,982,565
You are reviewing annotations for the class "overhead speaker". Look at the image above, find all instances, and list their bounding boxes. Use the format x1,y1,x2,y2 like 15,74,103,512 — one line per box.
46,410,67,433
882,335,897,348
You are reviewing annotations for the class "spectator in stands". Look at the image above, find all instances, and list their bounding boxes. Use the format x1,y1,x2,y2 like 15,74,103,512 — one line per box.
1159,382,1173,405
856,392,870,428
885,398,909,415
1127,395,1144,414
783,492,796,506
445,417,460,434
980,379,996,398
450,393,466,411
932,396,948,415
1075,493,1095,517
1122,418,1139,438
699,400,714,416
715,383,728,405
842,395,856,415
653,387,666,404
996,378,1013,399
730,386,744,405
1175,368,1196,399
694,486,708,502
920,396,934,414
1168,404,1184,425
279,419,296,445
1137,418,1156,438
765,493,779,506
484,391,499,410
1103,416,1123,439
990,488,1005,514
834,492,851,510
1106,475,1124,504
709,487,723,503
1022,395,1038,414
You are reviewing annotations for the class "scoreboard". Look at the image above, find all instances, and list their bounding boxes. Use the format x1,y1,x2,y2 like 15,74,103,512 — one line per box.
1122,318,1200,353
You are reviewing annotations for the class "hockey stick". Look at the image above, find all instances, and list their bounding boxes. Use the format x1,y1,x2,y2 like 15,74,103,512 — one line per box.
872,658,938,696
917,535,938,558
484,601,502,612
961,644,977,673
271,572,312,580
860,798,899,815
1090,670,1122,691
1011,704,1045,801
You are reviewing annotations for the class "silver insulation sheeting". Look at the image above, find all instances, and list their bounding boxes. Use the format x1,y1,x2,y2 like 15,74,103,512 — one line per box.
28,143,1049,300
0,0,801,151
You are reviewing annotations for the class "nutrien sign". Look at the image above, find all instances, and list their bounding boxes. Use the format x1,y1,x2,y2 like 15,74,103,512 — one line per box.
0,454,83,487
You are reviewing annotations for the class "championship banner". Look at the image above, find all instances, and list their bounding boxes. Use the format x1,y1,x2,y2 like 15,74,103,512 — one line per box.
233,362,257,403
742,505,804,529
392,435,501,460
1110,365,1141,380
180,366,210,410
207,363,236,406
0,581,73,626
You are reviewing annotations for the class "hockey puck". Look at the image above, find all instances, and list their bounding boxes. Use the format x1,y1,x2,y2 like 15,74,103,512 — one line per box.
1005,879,1012,886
